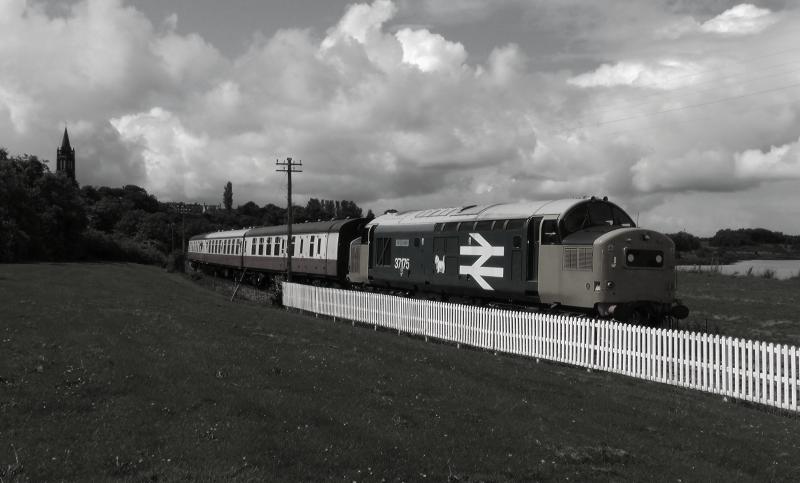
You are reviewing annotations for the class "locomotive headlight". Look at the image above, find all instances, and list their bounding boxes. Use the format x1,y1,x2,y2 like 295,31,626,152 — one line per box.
627,253,635,263
655,254,663,264
606,281,615,289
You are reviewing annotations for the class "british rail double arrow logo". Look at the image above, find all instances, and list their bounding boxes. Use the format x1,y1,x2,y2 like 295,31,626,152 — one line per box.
459,233,504,290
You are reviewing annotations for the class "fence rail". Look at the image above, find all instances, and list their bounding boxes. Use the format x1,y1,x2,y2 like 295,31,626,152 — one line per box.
282,283,799,412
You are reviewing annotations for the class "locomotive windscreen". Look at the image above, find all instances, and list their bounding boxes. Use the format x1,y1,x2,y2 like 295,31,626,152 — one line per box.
560,200,635,237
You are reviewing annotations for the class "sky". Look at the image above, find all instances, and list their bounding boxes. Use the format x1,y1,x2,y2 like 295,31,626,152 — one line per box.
2,0,800,236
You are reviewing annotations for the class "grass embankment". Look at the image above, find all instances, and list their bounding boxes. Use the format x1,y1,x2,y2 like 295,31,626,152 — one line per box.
1,264,799,481
678,271,800,345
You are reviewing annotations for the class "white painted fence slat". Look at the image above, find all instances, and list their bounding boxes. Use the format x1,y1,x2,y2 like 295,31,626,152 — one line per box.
281,283,800,412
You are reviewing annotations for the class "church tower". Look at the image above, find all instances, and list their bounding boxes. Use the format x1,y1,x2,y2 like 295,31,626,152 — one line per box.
56,127,76,181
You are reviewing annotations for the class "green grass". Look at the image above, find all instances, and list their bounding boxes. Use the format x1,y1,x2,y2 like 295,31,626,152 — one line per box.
2,263,800,481
677,271,800,345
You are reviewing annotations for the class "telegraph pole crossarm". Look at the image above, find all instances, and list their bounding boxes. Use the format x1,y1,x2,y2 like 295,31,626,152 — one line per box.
276,157,303,283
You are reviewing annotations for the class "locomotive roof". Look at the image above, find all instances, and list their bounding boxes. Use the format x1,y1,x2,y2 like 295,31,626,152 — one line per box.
368,199,593,227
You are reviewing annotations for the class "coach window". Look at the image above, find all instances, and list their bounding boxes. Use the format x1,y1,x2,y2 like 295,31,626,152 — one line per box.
317,237,322,256
300,238,304,256
265,237,272,256
309,236,315,257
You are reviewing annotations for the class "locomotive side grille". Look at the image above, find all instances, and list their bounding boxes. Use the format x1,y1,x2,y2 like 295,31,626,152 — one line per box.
563,247,593,271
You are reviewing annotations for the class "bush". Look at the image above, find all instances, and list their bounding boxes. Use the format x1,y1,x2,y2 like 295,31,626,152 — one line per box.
165,250,185,273
80,229,165,265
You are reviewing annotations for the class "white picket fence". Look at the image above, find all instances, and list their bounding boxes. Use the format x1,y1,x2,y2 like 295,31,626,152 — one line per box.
282,283,799,412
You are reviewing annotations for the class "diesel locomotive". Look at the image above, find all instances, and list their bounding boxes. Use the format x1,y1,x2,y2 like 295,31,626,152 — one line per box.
187,197,688,323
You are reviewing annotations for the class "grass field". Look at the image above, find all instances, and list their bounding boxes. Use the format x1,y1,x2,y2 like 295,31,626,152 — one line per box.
1,263,800,481
678,271,800,345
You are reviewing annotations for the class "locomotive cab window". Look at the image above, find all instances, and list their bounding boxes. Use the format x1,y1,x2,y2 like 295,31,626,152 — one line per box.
376,237,392,266
541,220,560,245
560,200,635,238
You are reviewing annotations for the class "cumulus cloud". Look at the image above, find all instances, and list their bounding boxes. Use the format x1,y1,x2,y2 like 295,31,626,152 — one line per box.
656,3,779,39
735,137,800,180
3,0,800,234
701,4,778,35
396,28,466,73
568,60,705,90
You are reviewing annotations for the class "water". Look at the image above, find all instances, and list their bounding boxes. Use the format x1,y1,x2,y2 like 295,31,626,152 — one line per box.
677,259,800,280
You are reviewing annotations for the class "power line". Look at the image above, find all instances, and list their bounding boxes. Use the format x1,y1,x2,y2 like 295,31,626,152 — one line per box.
579,61,800,120
587,96,800,138
586,80,800,128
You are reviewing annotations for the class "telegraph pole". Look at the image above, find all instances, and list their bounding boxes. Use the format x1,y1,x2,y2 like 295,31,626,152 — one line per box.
276,157,302,282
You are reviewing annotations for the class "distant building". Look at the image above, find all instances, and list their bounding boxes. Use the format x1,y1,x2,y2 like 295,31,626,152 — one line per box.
56,127,76,181
202,203,222,214
165,202,222,215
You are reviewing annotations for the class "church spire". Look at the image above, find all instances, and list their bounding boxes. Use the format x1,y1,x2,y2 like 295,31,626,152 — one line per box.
60,126,72,151
56,125,76,182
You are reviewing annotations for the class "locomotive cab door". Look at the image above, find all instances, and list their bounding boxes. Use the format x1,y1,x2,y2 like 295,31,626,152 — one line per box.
537,216,562,305
526,217,541,283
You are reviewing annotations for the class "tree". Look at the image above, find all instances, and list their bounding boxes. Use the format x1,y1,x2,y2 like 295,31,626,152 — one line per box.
0,151,86,261
305,198,324,221
223,181,233,213
667,231,701,252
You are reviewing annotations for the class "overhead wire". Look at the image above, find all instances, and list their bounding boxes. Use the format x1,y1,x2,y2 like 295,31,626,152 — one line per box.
586,80,800,128
579,60,800,120
591,96,800,138
559,42,800,127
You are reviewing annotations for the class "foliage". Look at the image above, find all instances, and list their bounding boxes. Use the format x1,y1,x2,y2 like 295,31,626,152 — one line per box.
666,231,701,252
223,181,233,213
0,152,86,261
0,146,372,264
709,228,795,247
80,228,166,265
305,198,363,221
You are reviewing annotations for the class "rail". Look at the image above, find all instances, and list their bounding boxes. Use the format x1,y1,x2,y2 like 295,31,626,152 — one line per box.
282,283,799,412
